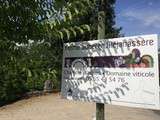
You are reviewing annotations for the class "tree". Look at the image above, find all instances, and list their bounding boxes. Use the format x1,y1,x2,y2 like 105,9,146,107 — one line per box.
0,0,54,105
42,0,122,81
104,0,122,38
0,0,82,104
0,0,122,105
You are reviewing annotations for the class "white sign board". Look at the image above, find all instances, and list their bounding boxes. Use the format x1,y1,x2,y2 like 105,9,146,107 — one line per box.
61,34,160,110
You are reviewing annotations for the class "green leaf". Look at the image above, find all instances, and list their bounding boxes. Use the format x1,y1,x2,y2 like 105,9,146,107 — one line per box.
63,15,67,22
53,21,57,26
75,26,84,34
27,69,32,77
22,67,26,72
74,8,79,15
63,28,70,40
82,25,91,31
56,19,61,25
66,11,72,20
58,31,64,39
69,28,77,37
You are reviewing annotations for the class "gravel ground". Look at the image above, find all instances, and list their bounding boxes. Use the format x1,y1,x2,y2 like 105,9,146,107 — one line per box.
0,93,160,120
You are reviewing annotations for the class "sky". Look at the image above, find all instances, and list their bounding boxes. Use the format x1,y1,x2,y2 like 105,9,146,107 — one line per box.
115,0,160,37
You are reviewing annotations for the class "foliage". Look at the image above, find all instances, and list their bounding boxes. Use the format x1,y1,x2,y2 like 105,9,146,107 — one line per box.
23,41,58,90
0,0,53,105
0,0,122,106
0,42,27,105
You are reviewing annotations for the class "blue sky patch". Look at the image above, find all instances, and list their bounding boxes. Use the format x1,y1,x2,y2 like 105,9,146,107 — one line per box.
115,0,160,36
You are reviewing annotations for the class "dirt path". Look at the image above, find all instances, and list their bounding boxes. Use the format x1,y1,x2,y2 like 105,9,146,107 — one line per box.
0,93,160,120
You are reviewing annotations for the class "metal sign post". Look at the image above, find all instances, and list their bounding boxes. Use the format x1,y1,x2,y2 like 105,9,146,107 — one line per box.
96,0,105,120
96,103,105,120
